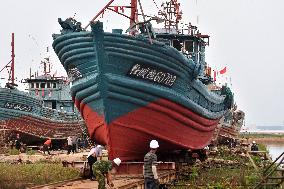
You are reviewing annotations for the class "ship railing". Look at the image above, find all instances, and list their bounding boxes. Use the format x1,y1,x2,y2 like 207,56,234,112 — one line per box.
40,107,81,121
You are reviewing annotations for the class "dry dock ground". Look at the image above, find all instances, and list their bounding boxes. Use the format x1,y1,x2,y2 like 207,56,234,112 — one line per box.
0,151,175,189
0,151,88,163
30,172,173,189
30,177,143,189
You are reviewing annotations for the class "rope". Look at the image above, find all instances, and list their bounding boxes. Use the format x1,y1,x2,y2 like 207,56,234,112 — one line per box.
152,0,160,10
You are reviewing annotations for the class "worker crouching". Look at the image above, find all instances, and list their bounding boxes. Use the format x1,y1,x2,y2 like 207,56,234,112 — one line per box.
93,157,121,189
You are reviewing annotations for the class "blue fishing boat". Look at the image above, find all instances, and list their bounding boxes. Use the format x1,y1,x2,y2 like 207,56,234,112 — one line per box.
52,0,233,160
0,33,86,142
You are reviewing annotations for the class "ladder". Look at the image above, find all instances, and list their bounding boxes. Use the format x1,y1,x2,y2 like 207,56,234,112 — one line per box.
254,152,284,188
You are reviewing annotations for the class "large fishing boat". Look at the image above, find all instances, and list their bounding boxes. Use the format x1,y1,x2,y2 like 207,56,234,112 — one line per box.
52,0,234,160
219,107,245,139
0,33,86,143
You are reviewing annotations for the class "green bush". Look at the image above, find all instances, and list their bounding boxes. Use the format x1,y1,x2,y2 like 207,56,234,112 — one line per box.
0,163,80,187
251,156,262,166
8,148,20,155
245,173,259,186
26,149,36,155
189,166,199,182
209,182,226,189
258,143,266,151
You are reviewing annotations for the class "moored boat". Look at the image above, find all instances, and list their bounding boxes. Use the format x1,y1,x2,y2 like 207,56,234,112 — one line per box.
0,33,86,143
219,107,245,139
52,0,234,160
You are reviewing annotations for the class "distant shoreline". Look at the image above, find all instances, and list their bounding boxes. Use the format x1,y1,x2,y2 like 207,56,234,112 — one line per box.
253,137,284,143
239,133,284,143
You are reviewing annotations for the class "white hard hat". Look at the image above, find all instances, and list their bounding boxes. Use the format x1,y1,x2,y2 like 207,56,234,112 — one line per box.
96,145,103,149
113,158,121,166
252,141,256,144
150,140,159,149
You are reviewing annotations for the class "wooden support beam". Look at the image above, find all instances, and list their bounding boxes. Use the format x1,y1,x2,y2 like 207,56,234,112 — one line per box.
267,176,284,179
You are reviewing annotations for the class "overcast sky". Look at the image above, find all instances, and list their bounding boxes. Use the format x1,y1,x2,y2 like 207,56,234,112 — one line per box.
0,0,283,127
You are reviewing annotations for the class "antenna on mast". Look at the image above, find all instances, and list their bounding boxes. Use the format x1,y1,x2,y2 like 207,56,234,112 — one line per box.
162,0,182,33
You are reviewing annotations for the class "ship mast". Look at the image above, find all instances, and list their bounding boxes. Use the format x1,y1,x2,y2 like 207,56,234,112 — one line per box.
84,0,138,30
130,0,138,27
11,33,15,85
0,33,17,87
162,0,182,32
84,0,115,30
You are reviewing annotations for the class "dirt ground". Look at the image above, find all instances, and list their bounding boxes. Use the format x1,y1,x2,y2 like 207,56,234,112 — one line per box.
0,150,147,189
0,150,88,163
35,177,143,189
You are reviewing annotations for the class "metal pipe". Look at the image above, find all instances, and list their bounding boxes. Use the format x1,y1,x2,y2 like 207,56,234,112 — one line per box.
130,0,137,27
84,0,115,30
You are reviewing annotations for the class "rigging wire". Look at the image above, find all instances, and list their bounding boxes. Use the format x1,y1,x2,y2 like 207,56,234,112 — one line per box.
151,0,167,20
137,0,153,44
152,0,161,11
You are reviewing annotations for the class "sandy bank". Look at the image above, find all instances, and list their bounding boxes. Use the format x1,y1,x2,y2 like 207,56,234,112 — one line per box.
0,151,88,163
244,137,284,144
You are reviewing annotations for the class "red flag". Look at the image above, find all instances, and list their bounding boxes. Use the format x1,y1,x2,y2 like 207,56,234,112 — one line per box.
42,89,45,97
120,6,125,13
114,6,118,12
214,71,216,81
219,66,227,74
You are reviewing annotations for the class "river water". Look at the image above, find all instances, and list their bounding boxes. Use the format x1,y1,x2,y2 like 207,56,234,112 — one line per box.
265,143,284,161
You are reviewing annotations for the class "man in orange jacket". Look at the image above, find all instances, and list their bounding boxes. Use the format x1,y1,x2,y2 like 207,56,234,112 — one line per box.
43,138,52,155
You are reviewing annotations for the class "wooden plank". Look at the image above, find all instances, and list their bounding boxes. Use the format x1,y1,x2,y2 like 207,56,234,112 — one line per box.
260,183,279,185
248,151,268,153
246,152,259,171
267,177,284,179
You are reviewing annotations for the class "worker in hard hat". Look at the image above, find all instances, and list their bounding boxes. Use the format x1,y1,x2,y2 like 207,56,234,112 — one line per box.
251,141,259,151
143,140,159,189
93,157,121,189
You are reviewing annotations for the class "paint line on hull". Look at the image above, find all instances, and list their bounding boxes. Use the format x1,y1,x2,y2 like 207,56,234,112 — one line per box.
78,97,219,160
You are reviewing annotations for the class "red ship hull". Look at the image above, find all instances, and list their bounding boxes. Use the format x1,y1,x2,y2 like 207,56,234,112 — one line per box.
78,98,219,161
0,116,83,139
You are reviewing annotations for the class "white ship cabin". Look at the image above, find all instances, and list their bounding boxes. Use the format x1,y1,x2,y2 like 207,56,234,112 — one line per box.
154,30,209,65
25,75,76,113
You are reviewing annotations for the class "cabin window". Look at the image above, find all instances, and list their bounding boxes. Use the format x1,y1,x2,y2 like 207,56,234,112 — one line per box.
31,83,34,88
184,40,194,53
40,83,46,88
47,83,51,88
53,83,57,88
36,83,39,88
52,101,56,109
172,39,182,51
